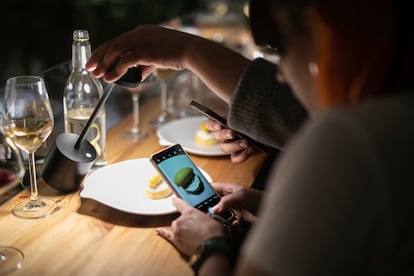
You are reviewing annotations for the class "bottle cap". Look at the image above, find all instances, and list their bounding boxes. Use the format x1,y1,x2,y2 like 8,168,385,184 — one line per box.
73,30,89,41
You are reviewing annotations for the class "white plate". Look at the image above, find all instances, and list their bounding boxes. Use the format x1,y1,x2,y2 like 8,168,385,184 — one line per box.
80,158,212,215
156,116,227,156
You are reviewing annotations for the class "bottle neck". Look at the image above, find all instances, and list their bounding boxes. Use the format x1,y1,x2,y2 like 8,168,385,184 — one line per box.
72,40,91,69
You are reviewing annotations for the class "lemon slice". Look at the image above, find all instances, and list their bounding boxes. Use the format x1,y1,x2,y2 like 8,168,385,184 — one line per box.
194,121,218,146
145,173,172,199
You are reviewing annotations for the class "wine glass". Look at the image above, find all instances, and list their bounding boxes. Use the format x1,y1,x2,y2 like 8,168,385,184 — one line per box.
124,73,157,142
3,76,58,219
149,69,178,128
0,124,25,273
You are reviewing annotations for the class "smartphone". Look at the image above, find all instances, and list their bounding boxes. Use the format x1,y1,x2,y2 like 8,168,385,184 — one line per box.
189,100,270,153
150,144,234,223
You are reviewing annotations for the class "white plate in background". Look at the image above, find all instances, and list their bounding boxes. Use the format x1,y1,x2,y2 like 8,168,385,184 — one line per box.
156,116,227,156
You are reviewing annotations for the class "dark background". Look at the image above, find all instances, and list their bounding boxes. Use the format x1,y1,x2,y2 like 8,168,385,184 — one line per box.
0,0,248,190
0,0,247,87
0,0,247,141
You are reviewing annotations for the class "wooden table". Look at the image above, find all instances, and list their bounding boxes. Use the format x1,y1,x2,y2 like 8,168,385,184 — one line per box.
0,98,268,275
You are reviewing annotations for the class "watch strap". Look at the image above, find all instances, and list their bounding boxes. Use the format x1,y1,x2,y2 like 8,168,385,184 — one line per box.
190,237,235,274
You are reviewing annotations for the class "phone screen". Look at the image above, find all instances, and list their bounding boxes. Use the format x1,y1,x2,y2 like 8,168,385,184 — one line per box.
150,144,234,221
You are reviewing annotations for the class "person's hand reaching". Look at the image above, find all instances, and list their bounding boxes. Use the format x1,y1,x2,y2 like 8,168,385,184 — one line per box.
205,119,257,163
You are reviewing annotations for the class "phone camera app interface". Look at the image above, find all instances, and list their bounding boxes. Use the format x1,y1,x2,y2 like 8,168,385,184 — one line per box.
153,145,218,211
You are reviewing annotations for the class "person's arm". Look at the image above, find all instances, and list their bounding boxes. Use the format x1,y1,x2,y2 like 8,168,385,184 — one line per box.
197,252,233,276
86,25,307,150
86,24,249,103
183,33,250,103
198,255,269,276
205,58,308,150
228,58,308,149
156,191,264,275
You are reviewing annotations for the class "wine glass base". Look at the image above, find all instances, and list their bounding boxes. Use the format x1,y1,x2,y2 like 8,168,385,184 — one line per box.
12,198,59,219
0,246,24,274
124,129,150,143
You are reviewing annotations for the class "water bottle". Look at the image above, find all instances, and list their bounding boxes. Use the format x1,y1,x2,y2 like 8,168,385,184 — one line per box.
63,30,107,167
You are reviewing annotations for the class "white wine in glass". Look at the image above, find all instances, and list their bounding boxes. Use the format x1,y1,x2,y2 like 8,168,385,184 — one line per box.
3,75,58,219
0,126,25,273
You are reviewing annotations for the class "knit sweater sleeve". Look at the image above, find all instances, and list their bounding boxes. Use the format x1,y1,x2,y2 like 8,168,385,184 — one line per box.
228,58,307,149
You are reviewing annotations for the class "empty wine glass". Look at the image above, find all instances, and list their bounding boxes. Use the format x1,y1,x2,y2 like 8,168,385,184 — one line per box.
0,124,25,273
124,73,157,142
3,76,58,219
150,69,178,128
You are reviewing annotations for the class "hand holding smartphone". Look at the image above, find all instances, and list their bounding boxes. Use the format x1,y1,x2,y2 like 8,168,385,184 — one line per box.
150,144,234,224
189,100,270,153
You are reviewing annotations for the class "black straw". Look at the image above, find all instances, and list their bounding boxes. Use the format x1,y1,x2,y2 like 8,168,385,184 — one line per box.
73,67,142,149
74,83,114,149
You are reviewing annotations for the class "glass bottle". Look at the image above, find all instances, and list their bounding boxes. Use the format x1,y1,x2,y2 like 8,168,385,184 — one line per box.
63,30,107,167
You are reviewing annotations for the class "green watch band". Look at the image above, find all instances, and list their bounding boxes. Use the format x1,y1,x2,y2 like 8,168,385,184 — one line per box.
189,237,234,274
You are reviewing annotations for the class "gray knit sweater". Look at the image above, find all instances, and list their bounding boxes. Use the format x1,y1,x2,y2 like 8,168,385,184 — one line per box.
228,58,307,150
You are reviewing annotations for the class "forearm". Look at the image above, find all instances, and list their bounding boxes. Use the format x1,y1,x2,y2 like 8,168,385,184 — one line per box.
198,253,233,276
86,24,249,104
183,35,250,103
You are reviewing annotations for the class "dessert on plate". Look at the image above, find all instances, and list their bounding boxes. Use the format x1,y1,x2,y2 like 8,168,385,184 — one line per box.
194,121,218,146
144,173,172,199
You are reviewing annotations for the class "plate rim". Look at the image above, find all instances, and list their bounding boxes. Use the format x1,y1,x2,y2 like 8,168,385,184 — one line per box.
156,116,228,156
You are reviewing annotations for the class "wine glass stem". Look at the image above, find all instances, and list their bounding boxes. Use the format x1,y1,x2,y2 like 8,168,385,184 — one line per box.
28,152,39,203
131,93,140,133
159,80,168,120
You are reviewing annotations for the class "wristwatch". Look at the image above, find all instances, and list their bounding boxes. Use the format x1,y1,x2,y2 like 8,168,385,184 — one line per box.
189,237,234,274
